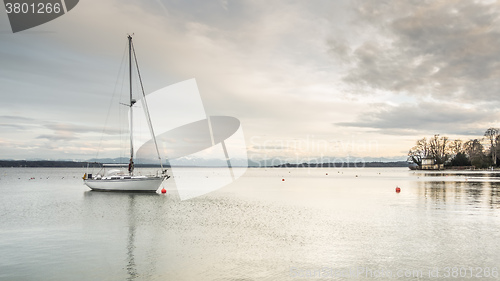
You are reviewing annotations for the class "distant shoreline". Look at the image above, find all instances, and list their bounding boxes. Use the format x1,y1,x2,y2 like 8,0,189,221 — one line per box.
0,160,409,168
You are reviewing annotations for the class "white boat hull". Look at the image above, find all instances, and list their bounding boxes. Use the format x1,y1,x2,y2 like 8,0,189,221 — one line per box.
84,176,165,192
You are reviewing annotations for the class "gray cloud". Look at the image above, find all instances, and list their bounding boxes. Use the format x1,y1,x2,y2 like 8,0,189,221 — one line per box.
0,116,120,135
44,123,121,135
0,124,26,130
36,122,122,142
0,116,35,121
336,101,497,135
36,134,77,141
329,0,500,102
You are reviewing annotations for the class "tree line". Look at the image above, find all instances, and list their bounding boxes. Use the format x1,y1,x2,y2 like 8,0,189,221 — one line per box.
408,128,500,169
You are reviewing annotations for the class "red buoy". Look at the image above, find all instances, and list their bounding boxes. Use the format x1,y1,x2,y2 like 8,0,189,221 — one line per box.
395,187,401,193
161,188,166,194
282,178,285,181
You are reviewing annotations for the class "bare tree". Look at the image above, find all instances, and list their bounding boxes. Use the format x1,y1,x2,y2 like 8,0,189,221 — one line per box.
449,139,464,155
484,128,500,166
465,139,481,155
408,137,429,167
464,139,488,168
429,134,449,165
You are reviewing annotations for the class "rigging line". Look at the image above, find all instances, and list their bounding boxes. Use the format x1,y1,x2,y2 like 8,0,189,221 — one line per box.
131,40,164,170
95,41,128,160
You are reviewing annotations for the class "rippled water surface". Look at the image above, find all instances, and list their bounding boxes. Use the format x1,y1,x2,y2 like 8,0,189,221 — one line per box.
0,167,499,280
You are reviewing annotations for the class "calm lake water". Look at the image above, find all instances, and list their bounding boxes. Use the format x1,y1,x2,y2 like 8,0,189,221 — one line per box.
0,167,499,280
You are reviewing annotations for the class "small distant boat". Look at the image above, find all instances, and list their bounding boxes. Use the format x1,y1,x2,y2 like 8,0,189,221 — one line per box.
83,35,169,192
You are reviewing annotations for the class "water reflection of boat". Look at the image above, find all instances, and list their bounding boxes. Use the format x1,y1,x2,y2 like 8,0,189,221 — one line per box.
126,194,138,281
82,191,161,280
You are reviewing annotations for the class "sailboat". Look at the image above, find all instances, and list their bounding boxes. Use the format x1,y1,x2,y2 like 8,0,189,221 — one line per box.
83,35,169,192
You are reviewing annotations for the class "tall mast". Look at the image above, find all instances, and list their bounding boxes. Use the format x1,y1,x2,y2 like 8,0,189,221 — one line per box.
130,37,165,172
128,35,135,174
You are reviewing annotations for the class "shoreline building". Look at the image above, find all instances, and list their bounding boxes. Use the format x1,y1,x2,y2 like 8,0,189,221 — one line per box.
421,157,444,170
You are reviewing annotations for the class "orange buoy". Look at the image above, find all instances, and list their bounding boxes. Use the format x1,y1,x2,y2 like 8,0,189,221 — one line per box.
161,188,166,194
395,187,401,193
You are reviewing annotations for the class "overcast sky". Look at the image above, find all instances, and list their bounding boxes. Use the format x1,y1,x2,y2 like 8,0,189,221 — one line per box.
1,0,500,162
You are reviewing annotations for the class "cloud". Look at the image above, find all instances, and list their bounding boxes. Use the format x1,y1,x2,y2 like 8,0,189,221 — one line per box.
0,116,120,135
0,114,125,159
36,134,77,141
0,115,35,121
44,122,121,135
329,0,500,103
336,101,498,136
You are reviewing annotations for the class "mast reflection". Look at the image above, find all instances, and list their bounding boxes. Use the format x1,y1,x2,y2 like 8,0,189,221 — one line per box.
82,191,161,280
126,194,138,281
